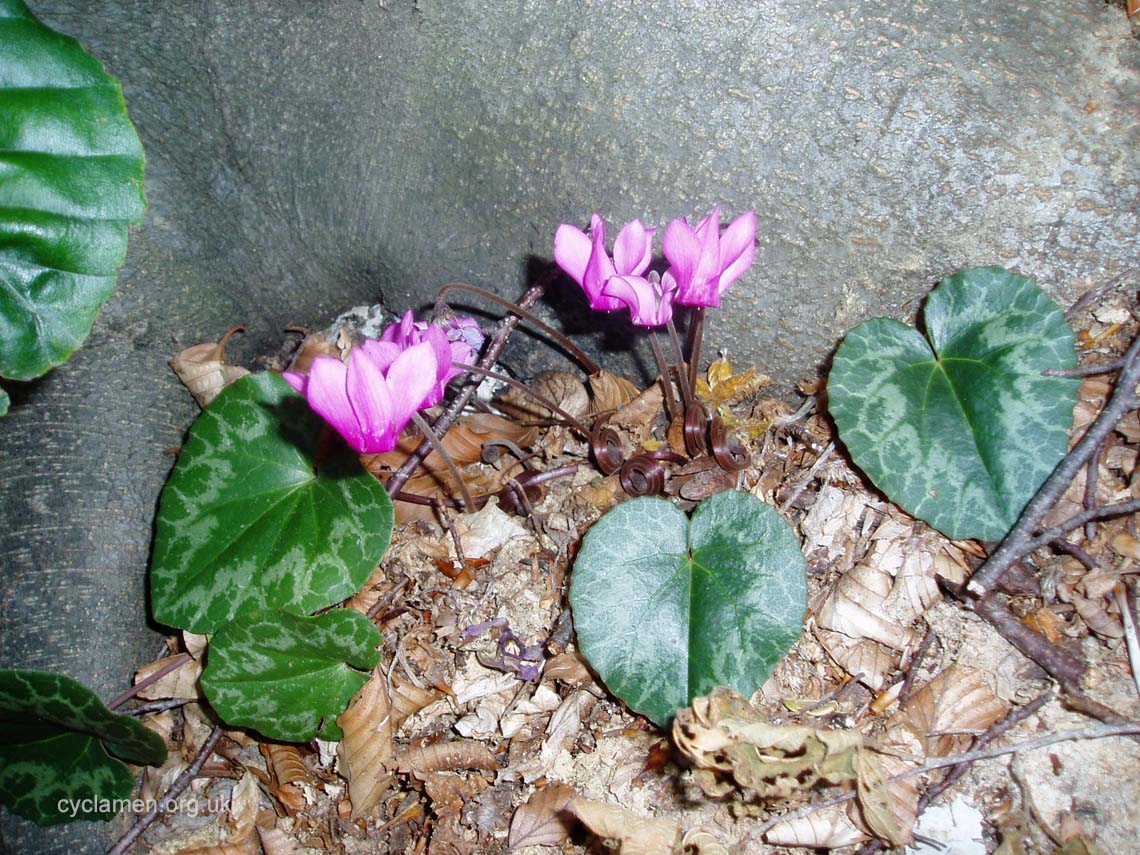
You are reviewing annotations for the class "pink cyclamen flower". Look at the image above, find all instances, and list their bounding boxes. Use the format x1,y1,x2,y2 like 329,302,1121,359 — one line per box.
601,270,678,327
379,310,481,407
284,340,438,454
662,206,756,308
553,214,655,311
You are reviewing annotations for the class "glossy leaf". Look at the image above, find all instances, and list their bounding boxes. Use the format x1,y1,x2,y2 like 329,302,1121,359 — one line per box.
201,609,382,742
150,372,394,634
0,386,7,416
0,0,145,382
0,669,167,825
828,267,1078,541
570,491,807,726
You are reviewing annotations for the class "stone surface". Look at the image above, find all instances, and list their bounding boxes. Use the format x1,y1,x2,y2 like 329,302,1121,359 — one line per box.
1,1,1136,851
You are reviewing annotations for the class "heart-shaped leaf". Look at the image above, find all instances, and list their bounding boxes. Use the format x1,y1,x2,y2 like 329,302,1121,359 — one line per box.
828,267,1078,541
150,372,394,634
570,490,807,726
0,669,167,825
201,609,382,742
0,0,145,383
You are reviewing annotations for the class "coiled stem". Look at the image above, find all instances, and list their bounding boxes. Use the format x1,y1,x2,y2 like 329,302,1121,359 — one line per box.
619,454,667,496
710,415,750,471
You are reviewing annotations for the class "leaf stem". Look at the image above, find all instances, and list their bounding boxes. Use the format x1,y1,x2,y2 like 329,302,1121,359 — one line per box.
409,411,475,512
107,653,191,710
648,330,679,421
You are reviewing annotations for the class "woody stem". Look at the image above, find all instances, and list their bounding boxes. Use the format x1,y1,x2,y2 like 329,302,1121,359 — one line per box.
648,330,679,421
451,362,591,437
409,411,475,513
685,306,706,395
665,316,694,410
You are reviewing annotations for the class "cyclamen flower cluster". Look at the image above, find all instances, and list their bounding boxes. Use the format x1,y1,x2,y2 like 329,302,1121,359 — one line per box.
553,206,756,326
284,311,483,454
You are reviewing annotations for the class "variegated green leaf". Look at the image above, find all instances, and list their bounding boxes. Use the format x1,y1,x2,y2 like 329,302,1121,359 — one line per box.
150,372,394,634
0,669,167,825
0,386,7,416
828,266,1078,541
201,608,382,742
0,0,146,383
570,491,807,727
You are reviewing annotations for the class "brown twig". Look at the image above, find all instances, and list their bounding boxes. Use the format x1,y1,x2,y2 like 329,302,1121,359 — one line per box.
105,726,223,855
1083,436,1104,542
1063,269,1137,320
967,329,1140,597
387,279,549,498
898,623,935,708
1044,357,1127,378
971,592,1087,689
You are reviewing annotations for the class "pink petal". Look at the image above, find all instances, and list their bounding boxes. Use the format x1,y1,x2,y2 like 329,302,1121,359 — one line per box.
421,325,455,406
360,339,401,373
345,348,397,452
553,223,592,285
283,371,308,395
583,221,623,310
381,310,418,347
716,210,757,293
385,341,439,427
305,356,366,450
603,274,673,327
612,219,655,276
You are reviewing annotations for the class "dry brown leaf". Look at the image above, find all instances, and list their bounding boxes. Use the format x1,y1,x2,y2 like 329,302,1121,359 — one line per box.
336,667,395,818
183,631,209,660
452,500,530,559
763,806,869,848
854,750,913,847
134,653,202,700
517,690,596,783
884,666,1006,760
813,629,898,691
507,782,577,849
612,382,665,444
395,740,500,774
588,369,641,413
568,797,682,855
497,371,590,422
1111,533,1140,561
169,325,250,408
261,742,312,815
390,671,442,726
286,330,343,375
164,844,260,855
225,771,260,844
257,824,302,855
542,651,592,685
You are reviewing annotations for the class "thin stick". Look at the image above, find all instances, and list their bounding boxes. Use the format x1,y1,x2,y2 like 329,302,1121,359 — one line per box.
750,720,1140,841
435,281,600,374
898,624,935,708
648,330,679,421
409,411,474,512
1017,498,1140,557
105,726,223,855
1044,358,1127,377
971,592,1087,688
387,279,549,497
1083,437,1104,542
1064,269,1137,320
1115,582,1140,700
107,653,192,710
968,329,1140,596
123,698,193,717
451,362,592,436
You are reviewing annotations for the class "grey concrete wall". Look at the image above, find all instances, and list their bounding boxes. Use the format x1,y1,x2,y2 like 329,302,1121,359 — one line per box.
1,1,1136,851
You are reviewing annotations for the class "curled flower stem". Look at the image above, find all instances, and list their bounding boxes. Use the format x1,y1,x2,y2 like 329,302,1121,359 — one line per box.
619,454,667,496
435,281,601,375
590,415,625,476
409,410,475,512
648,330,679,421
387,280,549,498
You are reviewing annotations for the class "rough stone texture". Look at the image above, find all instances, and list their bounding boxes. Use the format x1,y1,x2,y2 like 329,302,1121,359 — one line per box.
1,1,1136,851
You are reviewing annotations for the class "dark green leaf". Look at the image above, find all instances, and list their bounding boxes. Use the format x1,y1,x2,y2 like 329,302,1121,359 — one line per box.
151,372,394,633
201,608,382,742
0,0,145,381
828,266,1079,541
0,386,7,416
570,491,807,727
0,669,167,825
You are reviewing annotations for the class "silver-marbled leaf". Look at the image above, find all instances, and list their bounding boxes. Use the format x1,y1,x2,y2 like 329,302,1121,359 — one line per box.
201,608,382,742
150,372,394,634
570,491,807,726
828,267,1078,541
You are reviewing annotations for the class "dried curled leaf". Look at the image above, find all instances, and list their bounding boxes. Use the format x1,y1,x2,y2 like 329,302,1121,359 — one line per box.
508,782,577,849
336,667,395,818
763,806,868,848
680,830,731,855
696,357,770,408
390,672,442,725
166,845,260,855
883,666,1007,760
568,797,682,855
262,742,312,812
257,825,302,855
134,653,202,700
673,688,862,801
588,369,641,414
169,325,250,408
395,740,500,774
